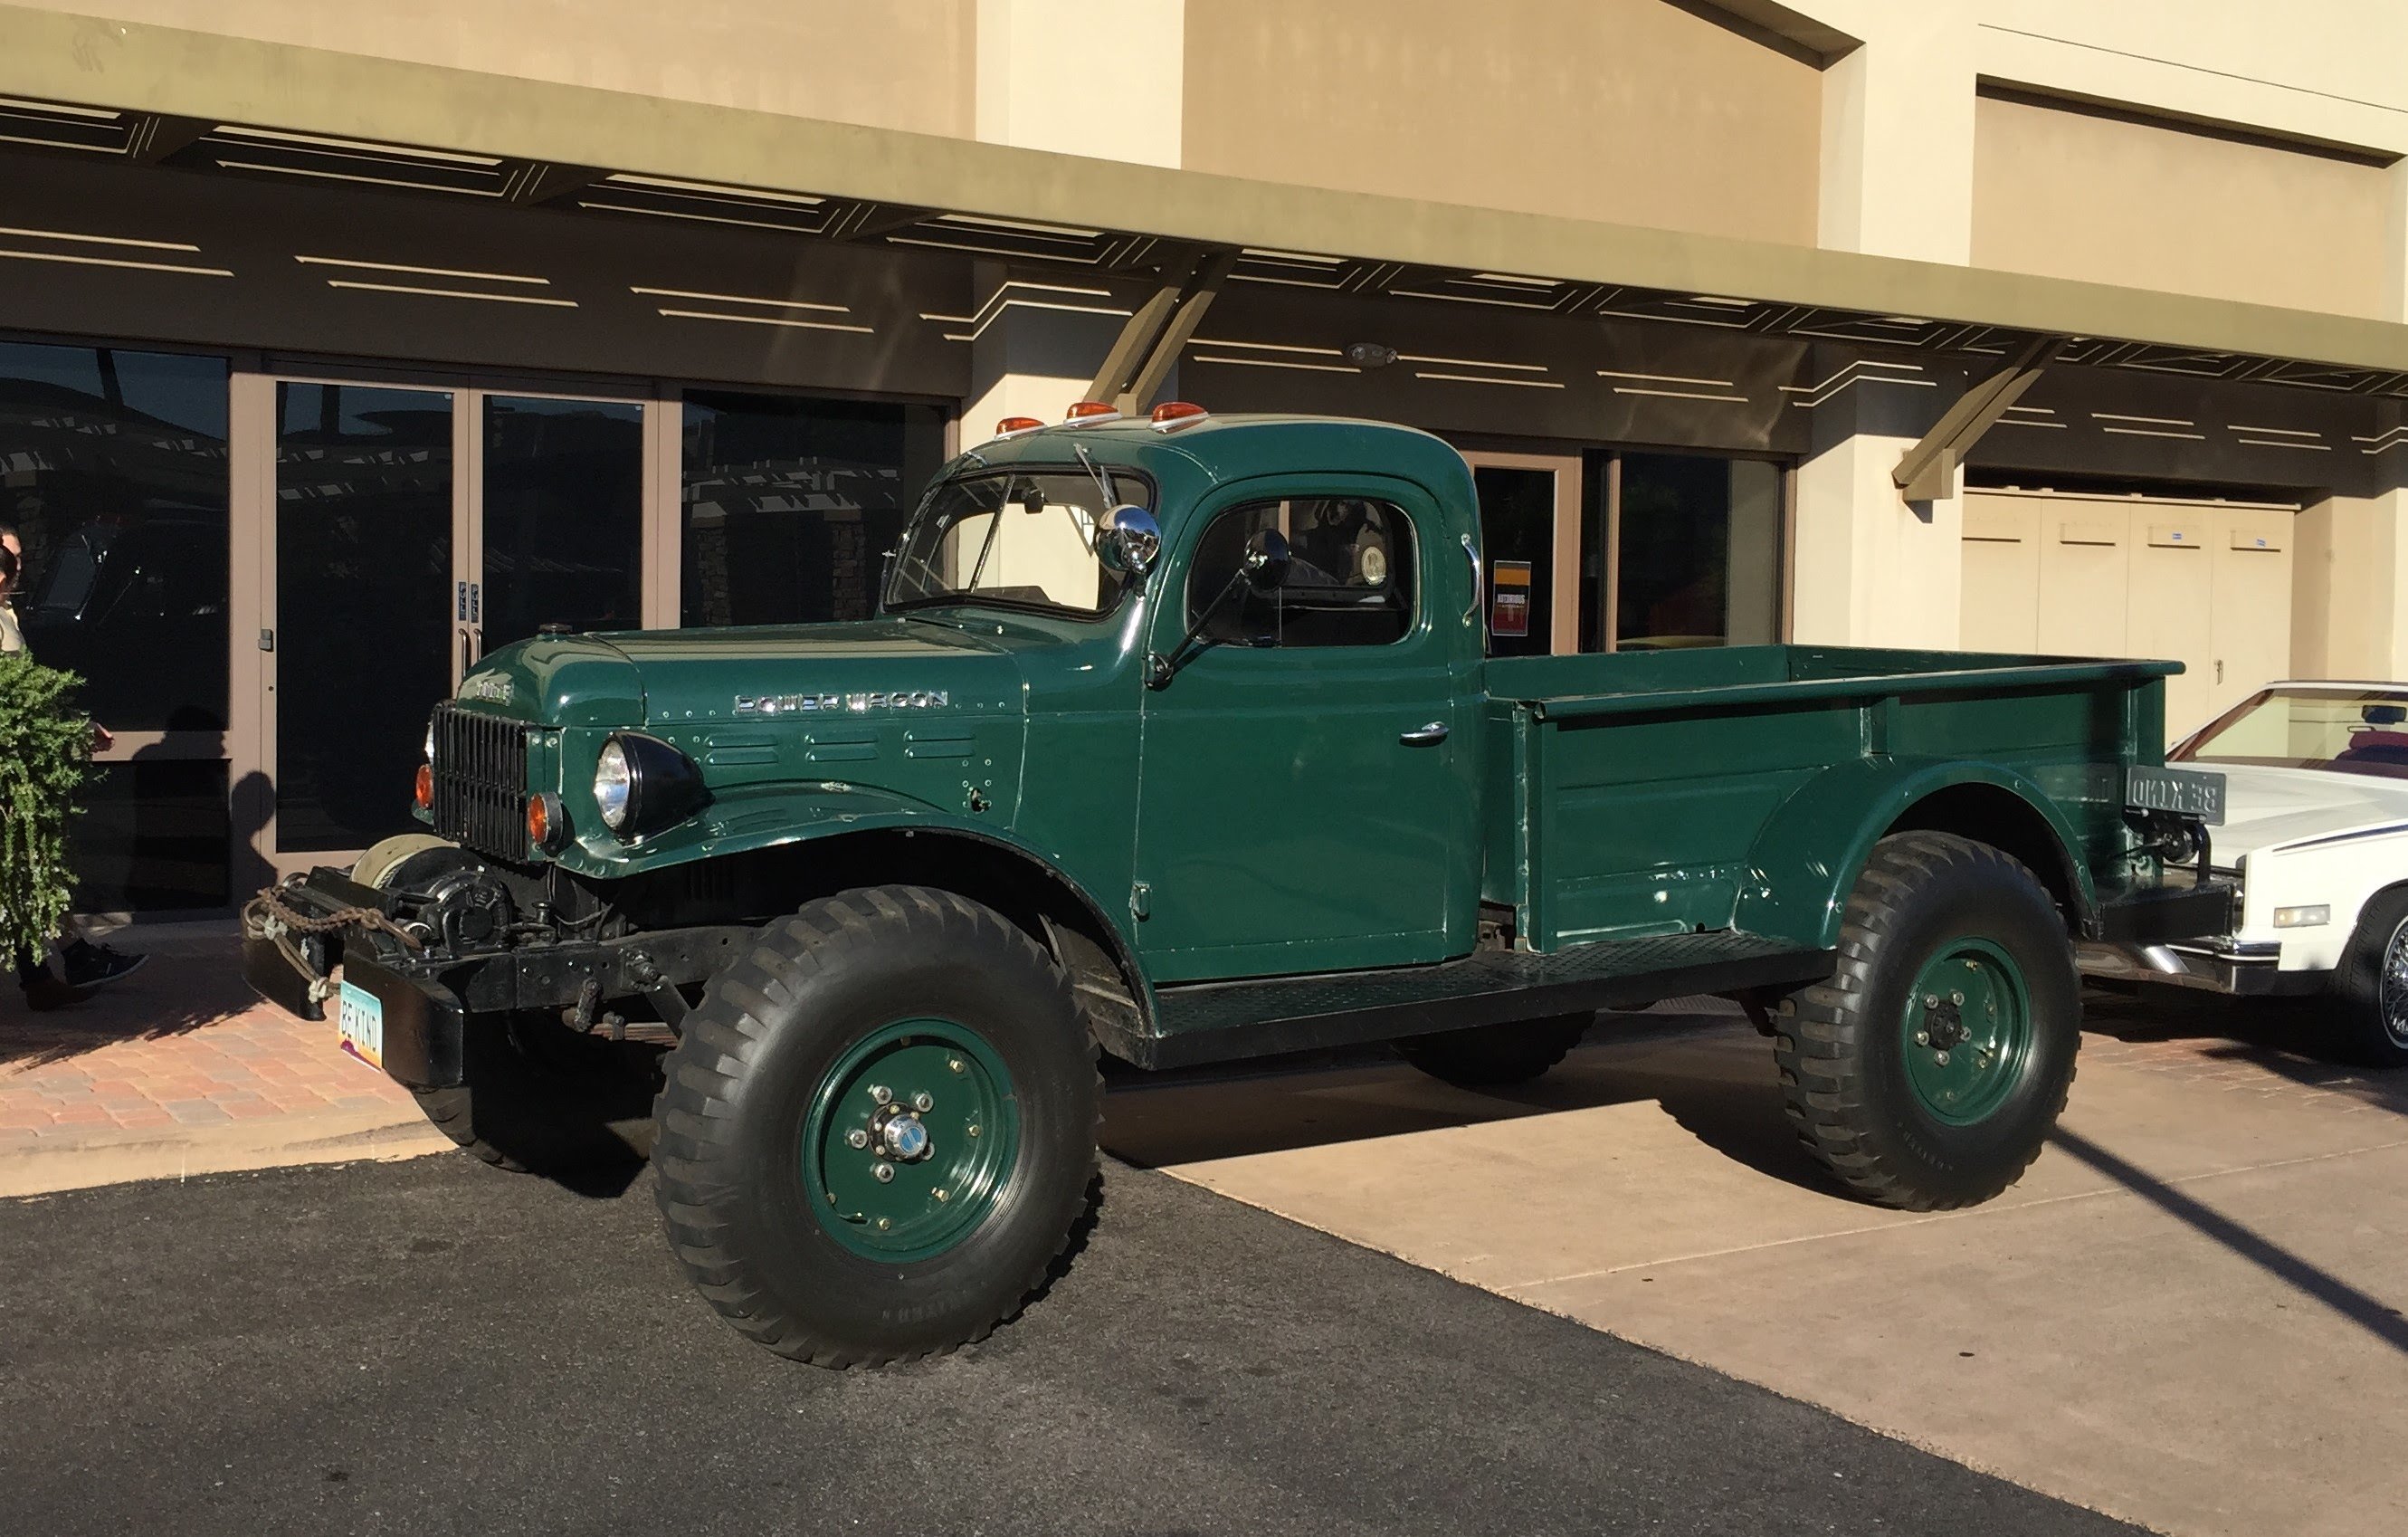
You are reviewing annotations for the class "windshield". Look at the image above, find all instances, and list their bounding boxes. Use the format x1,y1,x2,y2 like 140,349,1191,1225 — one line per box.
885,469,1147,618
2175,688,2408,780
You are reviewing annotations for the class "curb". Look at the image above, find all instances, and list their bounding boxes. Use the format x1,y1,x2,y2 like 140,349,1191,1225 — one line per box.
0,1103,452,1199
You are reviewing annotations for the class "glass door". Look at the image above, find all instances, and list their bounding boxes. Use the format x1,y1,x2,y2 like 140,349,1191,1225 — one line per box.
269,380,461,856
258,377,653,870
1461,451,1581,656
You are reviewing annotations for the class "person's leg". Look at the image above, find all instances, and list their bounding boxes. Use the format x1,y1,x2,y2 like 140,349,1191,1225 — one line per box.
59,929,145,988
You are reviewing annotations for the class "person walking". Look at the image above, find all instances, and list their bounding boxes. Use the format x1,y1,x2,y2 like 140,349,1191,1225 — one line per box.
0,523,144,1008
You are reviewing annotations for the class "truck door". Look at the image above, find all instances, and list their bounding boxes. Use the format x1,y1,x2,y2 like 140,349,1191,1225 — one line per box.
1133,477,1477,982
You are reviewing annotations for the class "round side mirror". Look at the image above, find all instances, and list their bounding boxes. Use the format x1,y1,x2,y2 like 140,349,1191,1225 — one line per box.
1242,529,1290,595
1098,505,1160,578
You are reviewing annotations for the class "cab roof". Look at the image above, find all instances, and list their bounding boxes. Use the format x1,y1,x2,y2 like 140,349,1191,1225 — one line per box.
950,412,1470,493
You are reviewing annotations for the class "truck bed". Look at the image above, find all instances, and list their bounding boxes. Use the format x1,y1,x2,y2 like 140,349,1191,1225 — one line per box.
1479,644,2177,954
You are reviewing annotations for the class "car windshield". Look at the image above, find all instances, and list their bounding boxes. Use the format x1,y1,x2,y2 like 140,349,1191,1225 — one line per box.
885,468,1143,618
2175,688,2408,780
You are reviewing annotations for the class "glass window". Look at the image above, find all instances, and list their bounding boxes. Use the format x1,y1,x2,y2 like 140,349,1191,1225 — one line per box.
2175,687,2408,780
1593,452,1782,652
1472,466,1554,658
274,382,454,854
681,390,947,627
70,760,232,911
888,470,1144,616
482,396,644,648
1184,498,1415,648
0,341,230,731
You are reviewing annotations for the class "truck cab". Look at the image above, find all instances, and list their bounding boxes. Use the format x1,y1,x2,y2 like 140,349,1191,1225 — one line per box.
246,407,2230,1368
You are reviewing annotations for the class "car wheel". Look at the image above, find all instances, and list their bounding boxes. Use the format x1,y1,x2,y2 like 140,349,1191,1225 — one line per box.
2332,889,2408,1069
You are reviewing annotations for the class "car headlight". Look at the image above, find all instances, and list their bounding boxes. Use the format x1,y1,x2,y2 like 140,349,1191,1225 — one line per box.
592,732,707,841
594,740,633,832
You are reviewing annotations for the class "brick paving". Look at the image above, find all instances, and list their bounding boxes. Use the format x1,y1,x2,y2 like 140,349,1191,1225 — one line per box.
0,925,414,1153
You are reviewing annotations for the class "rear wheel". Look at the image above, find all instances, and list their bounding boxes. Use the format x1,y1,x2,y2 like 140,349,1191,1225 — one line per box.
1395,1014,1593,1087
652,885,1099,1366
1775,832,2080,1210
2332,890,2408,1068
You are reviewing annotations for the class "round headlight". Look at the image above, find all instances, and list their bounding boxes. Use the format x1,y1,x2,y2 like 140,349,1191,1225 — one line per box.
594,739,633,832
424,719,436,763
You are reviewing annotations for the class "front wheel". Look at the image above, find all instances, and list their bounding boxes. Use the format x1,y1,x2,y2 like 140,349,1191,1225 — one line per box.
652,886,1099,1367
1775,832,2080,1210
2332,890,2408,1068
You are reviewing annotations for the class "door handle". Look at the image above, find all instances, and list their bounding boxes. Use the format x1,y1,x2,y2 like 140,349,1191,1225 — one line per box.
1399,721,1451,747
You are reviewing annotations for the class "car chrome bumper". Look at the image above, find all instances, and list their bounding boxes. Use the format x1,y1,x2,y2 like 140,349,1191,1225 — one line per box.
2077,937,2323,997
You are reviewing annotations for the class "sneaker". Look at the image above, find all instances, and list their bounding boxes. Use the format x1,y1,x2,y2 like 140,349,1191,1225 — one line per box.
62,940,147,989
21,973,95,1011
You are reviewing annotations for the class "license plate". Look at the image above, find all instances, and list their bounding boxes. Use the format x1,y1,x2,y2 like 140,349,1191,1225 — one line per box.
336,979,385,1071
2128,765,2225,826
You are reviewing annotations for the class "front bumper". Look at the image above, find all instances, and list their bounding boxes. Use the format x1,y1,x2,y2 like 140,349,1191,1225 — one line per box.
242,865,752,1091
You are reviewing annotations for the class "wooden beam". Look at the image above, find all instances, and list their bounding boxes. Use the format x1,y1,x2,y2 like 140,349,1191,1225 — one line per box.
1893,335,2060,502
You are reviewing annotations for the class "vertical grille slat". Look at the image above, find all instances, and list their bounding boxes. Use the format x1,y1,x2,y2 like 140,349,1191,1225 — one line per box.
429,702,534,861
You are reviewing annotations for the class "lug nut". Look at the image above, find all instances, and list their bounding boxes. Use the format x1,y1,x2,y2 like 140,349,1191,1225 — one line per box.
1915,1030,1930,1046
845,1129,869,1149
876,1217,892,1232
869,1084,892,1105
966,1124,981,1138
1951,991,1965,1007
934,1189,949,1203
1935,1050,1951,1065
912,1091,934,1112
872,1162,894,1183
1923,994,1938,1008
948,1058,966,1074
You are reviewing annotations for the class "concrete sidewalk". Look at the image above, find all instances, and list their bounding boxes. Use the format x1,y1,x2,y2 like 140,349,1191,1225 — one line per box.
0,922,446,1197
1105,996,2408,1537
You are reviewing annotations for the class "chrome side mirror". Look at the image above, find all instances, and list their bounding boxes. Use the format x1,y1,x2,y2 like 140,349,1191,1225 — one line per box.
1098,505,1160,578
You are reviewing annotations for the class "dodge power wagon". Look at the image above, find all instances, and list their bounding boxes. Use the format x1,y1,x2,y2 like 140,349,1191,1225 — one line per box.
245,407,2232,1366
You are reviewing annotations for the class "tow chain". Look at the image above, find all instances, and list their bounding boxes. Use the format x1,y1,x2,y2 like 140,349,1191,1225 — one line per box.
242,878,424,1006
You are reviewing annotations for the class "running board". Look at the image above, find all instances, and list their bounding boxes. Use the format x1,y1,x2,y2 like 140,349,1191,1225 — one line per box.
1130,931,1833,1069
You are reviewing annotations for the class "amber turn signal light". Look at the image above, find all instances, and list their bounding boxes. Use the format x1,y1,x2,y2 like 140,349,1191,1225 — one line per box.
414,762,433,810
526,791,566,853
1063,400,1118,420
993,415,1042,435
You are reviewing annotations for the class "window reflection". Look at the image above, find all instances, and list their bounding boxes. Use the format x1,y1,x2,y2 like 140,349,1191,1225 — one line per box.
1587,452,1782,651
482,396,643,648
0,341,230,730
681,390,947,627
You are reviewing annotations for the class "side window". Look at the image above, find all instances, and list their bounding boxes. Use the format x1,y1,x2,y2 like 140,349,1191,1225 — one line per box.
1184,498,1416,648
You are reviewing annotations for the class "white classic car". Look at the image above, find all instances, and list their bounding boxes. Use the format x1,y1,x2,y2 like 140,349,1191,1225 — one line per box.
2089,681,2408,1064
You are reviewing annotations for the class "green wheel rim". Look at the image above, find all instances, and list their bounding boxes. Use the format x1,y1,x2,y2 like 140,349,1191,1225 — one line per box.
1899,938,2033,1127
803,1018,1020,1262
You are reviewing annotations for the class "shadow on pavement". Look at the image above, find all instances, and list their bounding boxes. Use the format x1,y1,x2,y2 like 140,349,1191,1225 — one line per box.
1101,1004,1836,1194
2049,1124,2408,1356
2082,982,2408,1122
0,942,255,1070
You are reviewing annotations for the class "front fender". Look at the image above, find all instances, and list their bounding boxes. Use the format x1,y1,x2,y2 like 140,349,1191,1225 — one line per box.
552,780,998,878
1736,757,2098,950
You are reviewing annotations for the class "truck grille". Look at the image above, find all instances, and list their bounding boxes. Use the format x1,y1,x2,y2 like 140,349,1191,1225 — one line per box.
430,702,533,862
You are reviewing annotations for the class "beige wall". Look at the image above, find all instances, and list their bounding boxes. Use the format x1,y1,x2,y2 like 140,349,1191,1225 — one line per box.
1181,0,1822,245
1972,91,2394,319
22,0,978,138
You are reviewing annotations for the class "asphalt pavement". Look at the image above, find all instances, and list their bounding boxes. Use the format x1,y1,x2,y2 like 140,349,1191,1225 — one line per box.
0,1153,2141,1537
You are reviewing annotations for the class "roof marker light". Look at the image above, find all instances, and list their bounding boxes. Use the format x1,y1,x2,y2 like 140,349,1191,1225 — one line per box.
1150,401,1209,430
992,415,1042,436
1064,400,1119,421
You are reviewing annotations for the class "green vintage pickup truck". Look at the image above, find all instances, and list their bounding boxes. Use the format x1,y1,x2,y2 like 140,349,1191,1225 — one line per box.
246,408,2231,1366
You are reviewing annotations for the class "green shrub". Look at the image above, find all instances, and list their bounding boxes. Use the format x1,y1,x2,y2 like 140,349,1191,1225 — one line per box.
0,653,88,962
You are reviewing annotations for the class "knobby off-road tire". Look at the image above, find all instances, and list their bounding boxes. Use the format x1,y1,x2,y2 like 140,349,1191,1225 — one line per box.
1394,1013,1593,1087
2332,888,2408,1069
1775,831,2080,1210
652,885,1100,1367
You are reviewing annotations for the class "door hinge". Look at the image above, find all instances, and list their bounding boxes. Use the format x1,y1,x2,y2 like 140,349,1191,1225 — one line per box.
1129,881,1150,920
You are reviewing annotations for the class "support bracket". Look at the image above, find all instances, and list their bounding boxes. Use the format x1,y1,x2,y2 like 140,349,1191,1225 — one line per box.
1087,247,1238,415
1892,335,2061,502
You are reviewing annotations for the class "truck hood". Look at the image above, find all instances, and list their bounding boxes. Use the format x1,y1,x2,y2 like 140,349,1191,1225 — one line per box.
457,619,1028,730
2204,763,2408,863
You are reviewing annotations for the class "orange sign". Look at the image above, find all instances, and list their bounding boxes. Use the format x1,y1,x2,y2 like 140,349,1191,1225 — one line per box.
1490,559,1531,637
